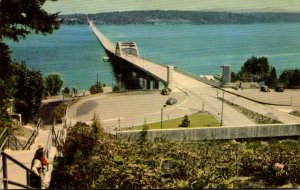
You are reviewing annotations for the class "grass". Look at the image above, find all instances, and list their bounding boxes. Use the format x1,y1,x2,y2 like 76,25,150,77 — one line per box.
132,112,220,130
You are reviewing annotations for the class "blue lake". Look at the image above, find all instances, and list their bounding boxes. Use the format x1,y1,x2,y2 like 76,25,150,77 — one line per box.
6,23,300,89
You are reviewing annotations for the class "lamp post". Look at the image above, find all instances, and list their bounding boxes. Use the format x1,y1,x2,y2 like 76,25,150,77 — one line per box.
220,91,225,126
161,104,167,130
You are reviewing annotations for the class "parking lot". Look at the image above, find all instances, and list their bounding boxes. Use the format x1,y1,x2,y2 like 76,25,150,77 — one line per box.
227,88,300,108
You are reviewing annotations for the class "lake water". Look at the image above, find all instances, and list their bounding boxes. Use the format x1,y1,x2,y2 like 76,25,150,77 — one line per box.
5,23,300,90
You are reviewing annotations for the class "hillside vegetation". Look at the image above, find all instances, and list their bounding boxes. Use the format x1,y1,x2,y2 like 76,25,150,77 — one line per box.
60,10,300,25
50,121,300,189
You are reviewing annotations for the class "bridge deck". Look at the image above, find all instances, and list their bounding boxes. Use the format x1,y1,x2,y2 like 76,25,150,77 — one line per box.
89,20,168,83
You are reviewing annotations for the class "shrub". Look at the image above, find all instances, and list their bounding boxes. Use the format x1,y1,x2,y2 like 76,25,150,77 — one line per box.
180,115,190,127
53,103,68,123
89,82,103,94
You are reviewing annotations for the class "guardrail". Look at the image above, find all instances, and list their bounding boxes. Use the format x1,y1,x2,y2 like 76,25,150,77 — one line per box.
1,152,41,189
175,68,221,88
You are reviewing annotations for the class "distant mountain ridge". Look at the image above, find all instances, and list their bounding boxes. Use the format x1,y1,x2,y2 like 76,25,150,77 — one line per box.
59,10,300,25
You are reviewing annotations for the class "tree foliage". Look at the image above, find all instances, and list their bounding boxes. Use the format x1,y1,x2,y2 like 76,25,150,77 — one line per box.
50,124,300,189
89,82,103,94
0,43,16,127
265,67,278,88
59,11,300,25
279,69,295,86
238,56,270,82
288,69,300,87
0,0,60,42
13,63,45,123
45,74,63,96
0,0,60,125
278,69,300,87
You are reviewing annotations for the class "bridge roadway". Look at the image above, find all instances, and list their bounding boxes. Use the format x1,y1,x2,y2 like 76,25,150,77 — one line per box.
68,21,299,131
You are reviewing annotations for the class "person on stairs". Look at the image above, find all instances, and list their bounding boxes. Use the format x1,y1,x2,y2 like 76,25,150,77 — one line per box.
30,144,48,188
34,144,49,170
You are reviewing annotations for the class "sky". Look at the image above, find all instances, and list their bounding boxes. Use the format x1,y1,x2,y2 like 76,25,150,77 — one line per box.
44,0,300,14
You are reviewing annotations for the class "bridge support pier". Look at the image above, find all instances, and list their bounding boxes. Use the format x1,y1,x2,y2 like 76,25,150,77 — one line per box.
154,80,159,89
147,78,151,90
167,65,175,90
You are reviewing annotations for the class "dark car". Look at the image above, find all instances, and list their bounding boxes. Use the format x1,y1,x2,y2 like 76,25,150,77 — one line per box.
166,97,177,105
275,86,284,92
161,89,170,95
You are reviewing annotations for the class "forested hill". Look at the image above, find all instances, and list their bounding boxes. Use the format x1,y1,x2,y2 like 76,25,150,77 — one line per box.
59,10,300,25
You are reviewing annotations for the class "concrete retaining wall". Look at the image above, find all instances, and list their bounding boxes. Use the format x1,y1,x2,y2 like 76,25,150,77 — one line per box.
116,123,300,141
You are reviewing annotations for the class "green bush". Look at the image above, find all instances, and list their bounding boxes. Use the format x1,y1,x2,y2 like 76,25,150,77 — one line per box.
89,82,103,94
50,127,300,189
53,103,68,123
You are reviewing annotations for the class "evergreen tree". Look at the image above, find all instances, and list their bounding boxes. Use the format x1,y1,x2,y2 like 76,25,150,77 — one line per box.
289,69,300,87
265,67,277,88
279,69,295,86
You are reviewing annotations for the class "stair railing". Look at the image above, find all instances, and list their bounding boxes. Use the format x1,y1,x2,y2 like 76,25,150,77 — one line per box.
23,118,43,150
1,151,41,189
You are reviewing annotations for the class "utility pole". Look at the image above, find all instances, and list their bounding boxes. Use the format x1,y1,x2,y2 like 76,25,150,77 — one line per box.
221,91,225,126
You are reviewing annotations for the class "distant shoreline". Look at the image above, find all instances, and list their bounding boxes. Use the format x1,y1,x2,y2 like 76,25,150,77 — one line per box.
59,10,300,25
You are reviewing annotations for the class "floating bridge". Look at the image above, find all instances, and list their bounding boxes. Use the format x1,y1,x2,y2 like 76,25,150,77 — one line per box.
88,20,175,90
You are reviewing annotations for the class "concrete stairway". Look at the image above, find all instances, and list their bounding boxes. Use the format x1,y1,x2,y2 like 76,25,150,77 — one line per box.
1,129,58,189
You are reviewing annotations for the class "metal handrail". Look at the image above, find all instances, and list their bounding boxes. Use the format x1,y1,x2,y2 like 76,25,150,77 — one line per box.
0,128,9,152
44,126,53,159
23,130,38,150
0,128,25,151
1,178,35,189
1,152,41,189
23,118,42,150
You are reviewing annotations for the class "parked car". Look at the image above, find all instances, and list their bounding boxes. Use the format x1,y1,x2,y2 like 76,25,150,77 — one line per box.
260,86,270,92
161,88,170,95
275,86,284,92
166,97,177,105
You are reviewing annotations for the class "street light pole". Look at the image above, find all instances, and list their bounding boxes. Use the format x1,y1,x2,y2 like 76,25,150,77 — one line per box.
161,105,166,130
161,107,163,130
221,91,225,126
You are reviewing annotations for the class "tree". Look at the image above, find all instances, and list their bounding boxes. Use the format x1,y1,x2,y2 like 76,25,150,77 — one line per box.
288,69,300,87
180,114,190,127
13,63,45,123
45,74,63,96
0,0,60,126
265,67,277,88
279,69,295,86
0,43,17,127
0,0,60,42
89,82,103,94
239,56,271,82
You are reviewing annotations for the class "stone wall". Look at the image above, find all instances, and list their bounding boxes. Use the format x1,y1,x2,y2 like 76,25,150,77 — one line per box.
116,123,300,141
